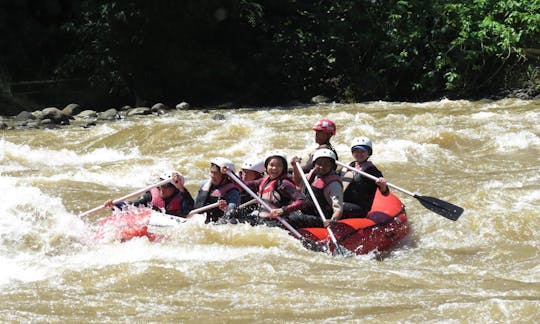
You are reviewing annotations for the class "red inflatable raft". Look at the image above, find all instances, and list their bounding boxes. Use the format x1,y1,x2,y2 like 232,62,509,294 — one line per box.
93,190,409,255
298,190,409,255
93,208,168,242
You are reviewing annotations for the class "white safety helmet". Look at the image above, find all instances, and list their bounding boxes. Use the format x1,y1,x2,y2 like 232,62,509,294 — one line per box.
264,150,288,169
159,170,184,186
312,148,337,163
350,136,373,155
242,157,265,173
210,157,236,173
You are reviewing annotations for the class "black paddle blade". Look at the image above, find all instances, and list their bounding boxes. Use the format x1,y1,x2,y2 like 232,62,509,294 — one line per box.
415,195,464,221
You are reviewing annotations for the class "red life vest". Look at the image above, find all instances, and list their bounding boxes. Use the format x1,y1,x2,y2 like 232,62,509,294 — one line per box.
304,170,342,218
258,175,295,209
149,187,183,213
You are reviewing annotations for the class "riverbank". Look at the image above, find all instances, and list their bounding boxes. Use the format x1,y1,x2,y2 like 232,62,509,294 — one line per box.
1,87,539,131
0,101,195,130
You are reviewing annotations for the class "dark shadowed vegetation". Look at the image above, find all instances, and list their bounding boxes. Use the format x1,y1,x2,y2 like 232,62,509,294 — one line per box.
1,0,538,114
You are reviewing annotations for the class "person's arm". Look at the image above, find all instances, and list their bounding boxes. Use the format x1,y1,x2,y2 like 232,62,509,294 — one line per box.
281,181,305,214
181,189,195,215
269,181,306,218
290,156,303,189
367,166,390,196
224,188,240,211
323,182,343,227
132,191,152,207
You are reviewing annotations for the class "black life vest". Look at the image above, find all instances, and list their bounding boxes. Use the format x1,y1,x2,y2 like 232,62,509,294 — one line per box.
195,181,237,222
341,161,382,211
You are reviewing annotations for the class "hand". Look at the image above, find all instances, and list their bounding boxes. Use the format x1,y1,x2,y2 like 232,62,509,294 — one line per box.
376,177,388,192
172,172,185,190
104,199,114,208
217,199,228,211
290,156,302,164
323,218,337,228
269,208,284,218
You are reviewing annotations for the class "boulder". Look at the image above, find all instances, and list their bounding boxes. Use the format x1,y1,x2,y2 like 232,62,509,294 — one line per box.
151,103,168,112
62,103,81,116
99,108,120,120
175,102,191,110
15,111,36,122
311,95,330,104
77,110,98,118
42,107,68,124
126,107,151,116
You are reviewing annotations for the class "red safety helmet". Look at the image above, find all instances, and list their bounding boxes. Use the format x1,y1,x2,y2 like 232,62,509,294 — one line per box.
312,119,336,135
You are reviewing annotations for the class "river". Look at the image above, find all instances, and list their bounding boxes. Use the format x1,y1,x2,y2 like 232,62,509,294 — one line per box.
1,99,539,323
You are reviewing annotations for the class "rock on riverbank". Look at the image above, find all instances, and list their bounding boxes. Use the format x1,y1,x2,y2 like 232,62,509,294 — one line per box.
0,101,193,130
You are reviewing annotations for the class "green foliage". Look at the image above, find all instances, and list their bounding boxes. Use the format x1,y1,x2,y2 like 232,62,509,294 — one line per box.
1,0,538,107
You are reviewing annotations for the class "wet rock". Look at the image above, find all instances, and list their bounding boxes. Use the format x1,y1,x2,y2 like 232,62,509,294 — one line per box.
32,110,44,120
42,107,68,124
43,123,58,129
127,107,151,116
82,121,97,128
25,121,40,129
62,103,81,117
151,103,168,112
175,102,191,110
15,111,36,122
77,110,98,118
311,95,330,104
99,108,120,120
212,113,226,120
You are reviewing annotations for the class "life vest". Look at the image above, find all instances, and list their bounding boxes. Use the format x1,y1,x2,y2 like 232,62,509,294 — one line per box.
195,180,237,222
149,187,183,213
341,160,381,212
341,161,374,192
303,170,342,218
258,175,295,210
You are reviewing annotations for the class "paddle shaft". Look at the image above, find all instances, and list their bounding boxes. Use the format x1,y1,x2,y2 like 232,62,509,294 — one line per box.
190,199,255,216
294,161,341,246
78,178,172,218
225,170,305,240
336,161,415,196
186,202,220,217
238,198,257,209
336,160,463,220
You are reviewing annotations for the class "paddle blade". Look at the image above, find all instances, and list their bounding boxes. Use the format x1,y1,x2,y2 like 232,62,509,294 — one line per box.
332,245,354,258
415,195,464,221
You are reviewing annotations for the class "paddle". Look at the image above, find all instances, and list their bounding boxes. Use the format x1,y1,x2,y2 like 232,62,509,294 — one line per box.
336,161,463,221
78,178,172,218
224,169,324,252
186,202,221,217
294,162,350,256
238,198,258,209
